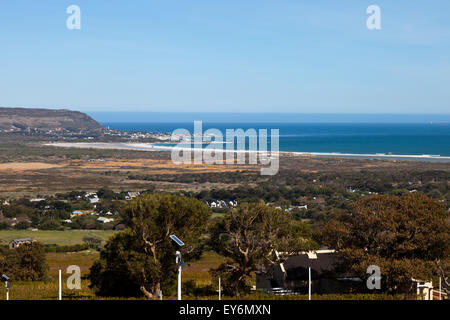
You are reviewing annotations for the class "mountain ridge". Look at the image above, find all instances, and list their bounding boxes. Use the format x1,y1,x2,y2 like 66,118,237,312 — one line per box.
0,107,104,132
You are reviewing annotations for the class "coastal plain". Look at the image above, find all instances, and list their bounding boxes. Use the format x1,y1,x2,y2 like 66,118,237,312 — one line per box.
1,141,449,197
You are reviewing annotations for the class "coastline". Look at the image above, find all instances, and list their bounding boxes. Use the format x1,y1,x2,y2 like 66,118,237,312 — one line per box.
44,142,450,162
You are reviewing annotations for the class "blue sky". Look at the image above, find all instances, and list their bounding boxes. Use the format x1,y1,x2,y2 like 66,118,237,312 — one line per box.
0,0,449,114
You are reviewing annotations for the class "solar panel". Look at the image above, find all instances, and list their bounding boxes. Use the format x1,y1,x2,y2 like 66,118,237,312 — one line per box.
170,235,185,246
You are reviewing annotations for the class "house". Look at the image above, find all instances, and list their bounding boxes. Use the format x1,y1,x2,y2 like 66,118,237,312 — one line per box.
257,251,436,299
414,279,434,300
97,217,114,224
71,210,96,217
89,196,100,204
208,200,237,209
9,217,18,226
9,238,36,249
285,205,308,213
85,193,100,203
71,210,85,217
126,192,140,200
256,250,363,294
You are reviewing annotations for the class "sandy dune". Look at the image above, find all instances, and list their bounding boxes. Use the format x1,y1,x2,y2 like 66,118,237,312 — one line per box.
0,162,64,171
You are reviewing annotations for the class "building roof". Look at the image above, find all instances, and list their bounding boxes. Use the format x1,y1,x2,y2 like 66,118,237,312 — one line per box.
282,251,355,280
11,238,34,244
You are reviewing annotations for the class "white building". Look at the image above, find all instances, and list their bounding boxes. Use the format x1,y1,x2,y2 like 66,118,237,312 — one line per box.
89,196,100,204
97,217,114,224
126,191,140,200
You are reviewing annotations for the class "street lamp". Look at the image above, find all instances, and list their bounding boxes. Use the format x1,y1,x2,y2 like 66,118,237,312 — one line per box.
170,235,186,300
2,274,10,300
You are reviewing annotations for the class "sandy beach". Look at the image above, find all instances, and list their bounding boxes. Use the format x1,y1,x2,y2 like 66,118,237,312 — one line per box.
44,142,450,162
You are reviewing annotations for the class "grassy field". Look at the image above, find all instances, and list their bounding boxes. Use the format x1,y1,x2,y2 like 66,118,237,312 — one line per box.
0,230,115,246
2,249,226,300
0,230,411,300
0,229,228,299
0,249,408,300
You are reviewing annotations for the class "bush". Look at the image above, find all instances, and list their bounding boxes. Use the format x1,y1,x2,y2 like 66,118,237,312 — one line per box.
182,280,216,297
88,230,146,297
82,235,102,250
0,221,11,230
44,243,89,253
14,221,31,230
39,219,63,230
0,242,48,281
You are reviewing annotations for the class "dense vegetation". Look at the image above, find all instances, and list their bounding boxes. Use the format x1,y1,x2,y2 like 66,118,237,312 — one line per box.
86,192,449,298
210,202,317,297
316,193,450,295
0,155,449,299
0,188,132,231
0,242,48,281
89,194,211,298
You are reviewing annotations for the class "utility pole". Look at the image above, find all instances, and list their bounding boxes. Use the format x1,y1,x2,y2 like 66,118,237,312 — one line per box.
219,277,222,300
170,235,186,301
59,269,62,300
308,267,311,301
5,280,9,301
2,274,10,301
176,251,182,300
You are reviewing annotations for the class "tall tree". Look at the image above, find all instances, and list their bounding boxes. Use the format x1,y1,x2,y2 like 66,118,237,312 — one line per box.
210,201,318,297
89,193,211,298
0,242,48,281
316,193,450,294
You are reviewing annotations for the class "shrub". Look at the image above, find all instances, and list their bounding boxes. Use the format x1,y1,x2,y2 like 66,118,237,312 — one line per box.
14,220,31,230
0,221,10,230
0,242,48,281
83,235,102,250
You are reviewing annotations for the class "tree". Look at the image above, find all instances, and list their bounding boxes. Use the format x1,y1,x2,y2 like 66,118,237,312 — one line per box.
0,242,48,281
89,230,154,297
38,218,63,230
96,199,121,214
210,201,318,297
71,215,98,229
315,193,450,294
435,258,450,296
89,193,211,298
14,220,31,230
83,235,102,250
97,187,124,200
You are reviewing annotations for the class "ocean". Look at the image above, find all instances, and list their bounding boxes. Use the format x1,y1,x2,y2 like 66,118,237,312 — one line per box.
101,122,450,157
